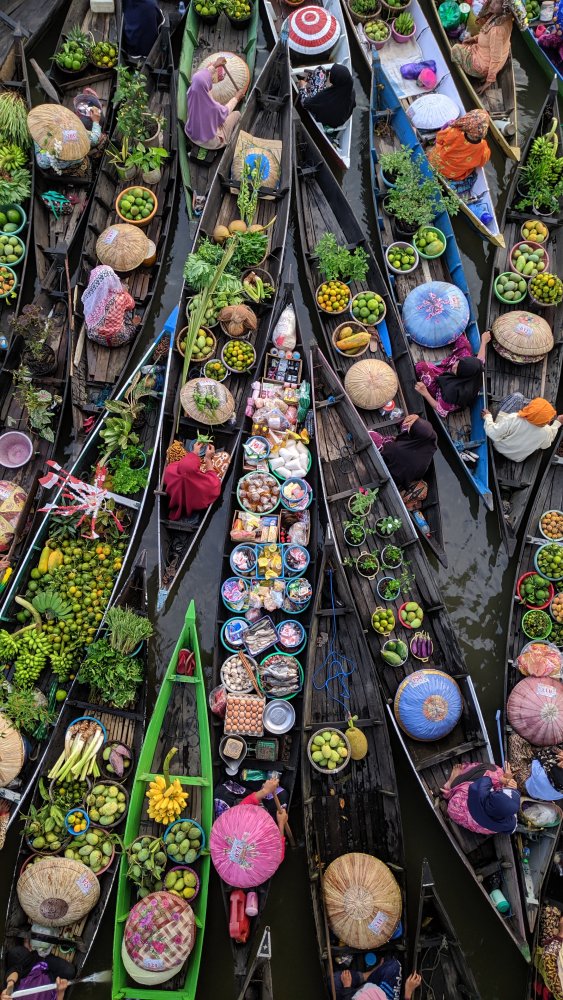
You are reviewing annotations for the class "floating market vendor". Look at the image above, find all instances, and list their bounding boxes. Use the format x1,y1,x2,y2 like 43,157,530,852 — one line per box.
509,732,563,801
334,966,421,1000
296,64,356,129
482,395,563,463
122,0,164,60
414,330,490,419
441,761,520,834
82,265,138,348
3,935,74,1000
451,0,527,95
427,110,491,182
163,436,230,521
185,59,246,150
28,102,103,176
369,415,438,492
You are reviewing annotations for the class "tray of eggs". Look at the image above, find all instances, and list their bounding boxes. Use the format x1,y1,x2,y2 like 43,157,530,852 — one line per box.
224,693,265,736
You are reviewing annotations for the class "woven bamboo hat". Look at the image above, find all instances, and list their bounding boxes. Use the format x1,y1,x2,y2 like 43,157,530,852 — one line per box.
0,712,25,786
180,377,235,425
96,224,150,272
323,853,402,949
122,891,196,985
199,52,251,105
492,310,553,364
17,857,100,927
27,104,90,161
344,360,398,410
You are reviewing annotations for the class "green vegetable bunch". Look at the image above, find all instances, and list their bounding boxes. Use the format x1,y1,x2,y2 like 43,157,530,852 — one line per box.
79,638,144,709
105,605,154,655
314,233,369,283
393,11,414,33
0,93,30,149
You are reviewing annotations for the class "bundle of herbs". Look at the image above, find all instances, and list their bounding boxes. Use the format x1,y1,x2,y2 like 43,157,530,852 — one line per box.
314,233,369,282
79,640,144,709
516,118,563,213
380,146,459,228
0,92,30,149
105,605,154,655
0,685,54,735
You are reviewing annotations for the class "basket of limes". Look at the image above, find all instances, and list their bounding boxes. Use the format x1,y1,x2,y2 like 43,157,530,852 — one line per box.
413,226,446,259
386,241,419,275
90,41,118,69
222,339,256,373
350,290,386,325
116,187,158,227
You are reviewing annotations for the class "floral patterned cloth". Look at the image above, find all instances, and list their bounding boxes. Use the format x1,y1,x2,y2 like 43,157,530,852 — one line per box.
415,333,475,418
442,762,505,834
124,891,195,974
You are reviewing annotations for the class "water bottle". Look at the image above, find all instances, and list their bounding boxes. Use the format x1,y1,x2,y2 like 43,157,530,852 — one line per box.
0,335,7,351
245,891,259,917
178,0,186,13
412,510,430,537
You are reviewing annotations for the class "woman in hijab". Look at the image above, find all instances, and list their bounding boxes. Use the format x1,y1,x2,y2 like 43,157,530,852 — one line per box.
185,58,246,150
123,0,164,60
82,265,137,348
509,732,563,802
451,0,527,94
369,415,437,491
414,329,490,419
440,761,520,835
483,394,562,463
297,63,355,129
163,437,230,521
427,109,491,182
333,967,421,1000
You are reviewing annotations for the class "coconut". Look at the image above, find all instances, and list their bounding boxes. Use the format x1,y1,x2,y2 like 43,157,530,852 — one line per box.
213,225,230,244
229,220,247,234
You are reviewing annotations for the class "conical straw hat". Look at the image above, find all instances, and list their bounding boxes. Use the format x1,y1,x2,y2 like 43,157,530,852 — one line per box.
199,53,250,105
492,310,553,364
180,378,235,425
17,857,100,927
0,712,25,785
323,853,402,949
27,104,90,161
96,224,149,272
344,360,398,410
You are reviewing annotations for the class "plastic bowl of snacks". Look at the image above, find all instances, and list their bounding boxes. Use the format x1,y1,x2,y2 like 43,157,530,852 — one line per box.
269,442,311,481
276,619,306,653
243,436,271,465
540,510,563,541
204,358,227,381
221,576,250,612
385,242,419,275
522,609,553,640
280,477,313,511
221,618,251,652
350,291,386,325
283,544,310,576
220,652,258,693
237,472,280,514
222,339,256,374
535,542,563,581
284,577,313,612
307,728,351,774
230,543,258,576
316,280,350,314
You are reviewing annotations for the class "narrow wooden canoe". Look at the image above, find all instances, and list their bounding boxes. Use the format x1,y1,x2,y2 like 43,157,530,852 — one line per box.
311,345,530,960
371,37,504,246
293,115,447,567
176,0,259,218
425,0,519,161
485,79,563,555
1,554,148,976
236,927,274,1000
70,32,179,438
504,447,563,937
370,63,493,510
210,286,317,990
156,41,293,610
530,820,563,999
303,539,407,998
49,0,121,89
263,0,353,170
414,860,481,999
112,600,213,1000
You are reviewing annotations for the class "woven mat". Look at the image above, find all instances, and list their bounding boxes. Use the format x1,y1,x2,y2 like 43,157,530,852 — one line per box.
380,39,424,97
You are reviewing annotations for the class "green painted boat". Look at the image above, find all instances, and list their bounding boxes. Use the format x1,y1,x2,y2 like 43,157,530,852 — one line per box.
112,601,212,1000
176,1,259,218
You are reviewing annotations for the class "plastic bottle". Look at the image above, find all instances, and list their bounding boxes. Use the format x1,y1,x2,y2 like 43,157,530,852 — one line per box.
229,889,250,942
0,336,7,351
412,510,430,537
245,891,259,917
178,0,186,13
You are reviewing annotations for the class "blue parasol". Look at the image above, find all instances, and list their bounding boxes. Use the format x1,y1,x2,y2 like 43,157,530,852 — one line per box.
402,281,470,348
394,668,462,741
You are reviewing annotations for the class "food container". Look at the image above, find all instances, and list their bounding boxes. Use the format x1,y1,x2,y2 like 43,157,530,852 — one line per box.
534,542,563,581
219,735,248,774
220,652,258,693
163,818,206,862
221,577,250,612
263,699,295,735
243,436,271,466
284,577,312,612
258,653,304,700
221,618,251,652
165,865,201,902
307,729,351,774
283,544,310,576
224,693,265,736
516,571,554,610
280,477,313,511
522,609,553,641
276,619,306,653
230,544,258,576
242,616,278,657
539,510,563,541
237,472,280,514
64,809,90,836
385,241,419,275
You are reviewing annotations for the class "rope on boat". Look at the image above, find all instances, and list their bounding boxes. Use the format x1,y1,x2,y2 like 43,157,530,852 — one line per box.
313,568,356,713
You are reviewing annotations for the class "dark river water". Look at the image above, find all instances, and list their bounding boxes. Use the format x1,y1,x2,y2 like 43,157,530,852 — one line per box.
6,10,557,1000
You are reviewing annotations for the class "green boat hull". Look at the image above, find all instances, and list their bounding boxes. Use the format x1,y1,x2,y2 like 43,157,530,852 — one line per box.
112,600,213,1000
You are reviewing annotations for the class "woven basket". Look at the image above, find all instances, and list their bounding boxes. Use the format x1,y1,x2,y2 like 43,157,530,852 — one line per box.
180,377,235,425
0,712,25,785
492,310,554,364
347,0,381,21
17,857,100,927
96,224,149,272
323,853,402,949
122,891,196,985
198,52,251,105
27,104,90,161
232,131,282,192
344,359,398,409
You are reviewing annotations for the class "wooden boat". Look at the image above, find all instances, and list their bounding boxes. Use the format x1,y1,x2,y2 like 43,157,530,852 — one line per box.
522,25,563,99
1,554,148,976
370,62,493,510
176,0,259,218
413,860,481,999
504,447,563,937
156,41,292,610
49,0,121,90
311,345,530,960
0,2,67,78
485,79,563,555
426,0,519,161
112,599,213,1000
263,0,353,170
530,822,563,1000
210,286,317,989
237,927,274,1000
303,538,407,998
294,116,447,566
371,32,504,246
70,32,179,438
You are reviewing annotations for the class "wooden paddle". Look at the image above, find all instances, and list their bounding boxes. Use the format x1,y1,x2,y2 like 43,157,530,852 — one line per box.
273,789,296,848
9,971,112,997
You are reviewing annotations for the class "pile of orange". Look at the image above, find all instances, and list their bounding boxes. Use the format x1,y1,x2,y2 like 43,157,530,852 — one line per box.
67,810,88,833
317,280,350,314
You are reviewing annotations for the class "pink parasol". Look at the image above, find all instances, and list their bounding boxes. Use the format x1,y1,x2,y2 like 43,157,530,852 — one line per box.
209,804,283,888
507,676,563,746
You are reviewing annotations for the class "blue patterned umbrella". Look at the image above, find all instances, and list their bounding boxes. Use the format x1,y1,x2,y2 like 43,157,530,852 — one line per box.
394,669,462,741
402,281,469,347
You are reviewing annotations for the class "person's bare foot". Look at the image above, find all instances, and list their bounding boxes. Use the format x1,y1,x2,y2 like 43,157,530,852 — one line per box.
441,763,464,793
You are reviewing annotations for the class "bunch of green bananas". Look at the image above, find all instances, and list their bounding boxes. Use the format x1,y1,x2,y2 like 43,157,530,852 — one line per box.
13,630,50,688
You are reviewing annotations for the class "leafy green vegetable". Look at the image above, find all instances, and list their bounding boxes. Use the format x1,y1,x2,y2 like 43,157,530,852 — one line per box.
79,638,144,708
0,685,54,734
314,233,369,282
105,605,154,655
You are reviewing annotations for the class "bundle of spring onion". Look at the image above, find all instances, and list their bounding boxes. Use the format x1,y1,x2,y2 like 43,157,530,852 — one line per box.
48,718,105,782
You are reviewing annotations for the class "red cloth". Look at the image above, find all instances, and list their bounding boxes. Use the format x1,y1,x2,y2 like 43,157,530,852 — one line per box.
163,452,221,520
240,793,286,861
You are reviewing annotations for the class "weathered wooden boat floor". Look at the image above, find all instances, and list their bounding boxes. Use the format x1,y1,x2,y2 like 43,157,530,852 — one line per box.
486,82,563,554
50,0,120,88
414,860,481,1000
293,119,446,566
0,0,67,77
303,543,406,992
312,347,529,960
2,559,147,974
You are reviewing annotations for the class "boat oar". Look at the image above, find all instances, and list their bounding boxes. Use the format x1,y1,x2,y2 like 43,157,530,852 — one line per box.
9,971,112,997
273,790,296,848
495,708,505,767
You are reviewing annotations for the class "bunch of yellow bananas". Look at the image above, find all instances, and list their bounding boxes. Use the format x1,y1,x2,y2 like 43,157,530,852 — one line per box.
145,748,189,825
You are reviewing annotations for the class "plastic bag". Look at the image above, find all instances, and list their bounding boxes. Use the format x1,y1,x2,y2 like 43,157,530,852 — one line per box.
438,0,461,30
271,305,296,351
400,60,437,80
517,642,562,677
209,684,227,718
